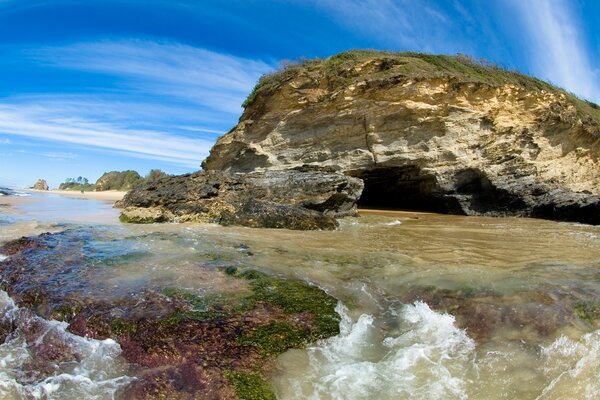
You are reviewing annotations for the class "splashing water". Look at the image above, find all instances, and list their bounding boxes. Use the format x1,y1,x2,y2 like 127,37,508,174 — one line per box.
0,291,134,400
536,332,600,400
274,301,475,399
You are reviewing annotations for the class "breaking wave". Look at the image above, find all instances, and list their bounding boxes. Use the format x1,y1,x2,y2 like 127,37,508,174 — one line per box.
275,301,475,400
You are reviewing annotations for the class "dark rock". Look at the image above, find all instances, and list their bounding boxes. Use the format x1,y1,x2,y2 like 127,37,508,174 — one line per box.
118,170,363,230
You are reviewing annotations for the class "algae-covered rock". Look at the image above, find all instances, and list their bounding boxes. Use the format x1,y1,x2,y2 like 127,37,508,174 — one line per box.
0,231,342,399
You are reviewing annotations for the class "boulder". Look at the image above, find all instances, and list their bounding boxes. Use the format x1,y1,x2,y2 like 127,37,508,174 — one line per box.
118,169,363,230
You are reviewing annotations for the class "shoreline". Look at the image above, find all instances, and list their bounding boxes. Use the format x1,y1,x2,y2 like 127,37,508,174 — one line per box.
29,189,126,202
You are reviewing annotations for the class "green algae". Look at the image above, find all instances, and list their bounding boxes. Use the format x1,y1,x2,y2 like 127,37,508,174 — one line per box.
110,318,137,336
161,269,340,355
223,371,276,400
238,321,310,356
573,301,600,323
119,213,165,224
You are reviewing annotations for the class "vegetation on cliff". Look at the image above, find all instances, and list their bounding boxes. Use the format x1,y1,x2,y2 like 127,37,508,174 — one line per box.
58,176,94,191
243,50,600,125
57,169,170,192
94,170,141,191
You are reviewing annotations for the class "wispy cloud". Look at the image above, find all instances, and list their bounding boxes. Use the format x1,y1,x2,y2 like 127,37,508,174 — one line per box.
0,40,274,168
30,39,274,115
302,0,465,54
510,0,599,103
0,103,214,167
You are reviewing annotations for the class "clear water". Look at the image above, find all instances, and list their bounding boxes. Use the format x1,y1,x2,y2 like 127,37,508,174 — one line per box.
1,193,599,399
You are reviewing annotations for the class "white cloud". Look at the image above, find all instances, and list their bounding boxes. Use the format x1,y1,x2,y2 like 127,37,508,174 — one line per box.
0,103,213,167
0,40,275,168
30,39,274,115
302,0,464,53
510,0,600,103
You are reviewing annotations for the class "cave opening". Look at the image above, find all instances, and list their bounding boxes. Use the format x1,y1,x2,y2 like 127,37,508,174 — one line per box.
355,166,462,214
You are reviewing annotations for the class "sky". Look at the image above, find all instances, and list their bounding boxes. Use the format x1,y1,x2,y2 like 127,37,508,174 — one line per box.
0,0,598,188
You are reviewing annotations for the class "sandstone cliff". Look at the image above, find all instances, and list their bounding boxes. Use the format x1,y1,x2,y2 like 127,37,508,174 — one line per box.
203,51,600,224
32,179,48,191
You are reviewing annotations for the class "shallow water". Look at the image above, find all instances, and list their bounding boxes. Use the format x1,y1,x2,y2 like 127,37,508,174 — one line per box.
1,193,600,399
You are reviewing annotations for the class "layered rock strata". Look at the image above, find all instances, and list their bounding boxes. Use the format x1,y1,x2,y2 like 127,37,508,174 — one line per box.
118,169,363,230
203,52,600,224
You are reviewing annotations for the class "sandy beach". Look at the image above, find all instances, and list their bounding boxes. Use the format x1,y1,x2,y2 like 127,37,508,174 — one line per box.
29,189,127,202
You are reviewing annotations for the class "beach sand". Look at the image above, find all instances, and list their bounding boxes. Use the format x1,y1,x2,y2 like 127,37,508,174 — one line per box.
29,189,126,202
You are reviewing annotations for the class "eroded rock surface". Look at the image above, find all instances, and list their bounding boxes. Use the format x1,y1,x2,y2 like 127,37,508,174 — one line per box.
203,51,600,224
118,169,363,230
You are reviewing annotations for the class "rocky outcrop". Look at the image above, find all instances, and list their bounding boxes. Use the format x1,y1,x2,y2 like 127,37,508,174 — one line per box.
203,51,600,224
118,169,363,230
32,179,48,191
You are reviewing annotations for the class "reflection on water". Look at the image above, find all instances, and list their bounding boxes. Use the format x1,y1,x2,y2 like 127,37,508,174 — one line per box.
1,197,600,399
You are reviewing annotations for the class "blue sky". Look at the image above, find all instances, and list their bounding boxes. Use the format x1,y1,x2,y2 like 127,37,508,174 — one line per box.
0,0,598,188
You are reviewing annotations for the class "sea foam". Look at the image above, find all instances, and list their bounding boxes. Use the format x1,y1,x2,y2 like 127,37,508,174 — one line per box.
537,331,600,399
275,301,475,400
0,290,134,400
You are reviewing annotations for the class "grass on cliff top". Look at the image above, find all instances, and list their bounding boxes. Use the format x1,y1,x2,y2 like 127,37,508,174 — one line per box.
243,50,600,125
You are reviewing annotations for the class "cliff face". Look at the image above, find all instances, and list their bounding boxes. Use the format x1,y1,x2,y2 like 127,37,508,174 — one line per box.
203,52,600,223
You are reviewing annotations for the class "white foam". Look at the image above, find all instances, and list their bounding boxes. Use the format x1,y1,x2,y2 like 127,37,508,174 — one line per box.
275,301,475,400
0,290,134,400
537,331,600,399
385,220,402,226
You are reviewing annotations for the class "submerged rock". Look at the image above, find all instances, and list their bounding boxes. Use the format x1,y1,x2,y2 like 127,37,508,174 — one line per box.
203,51,600,224
118,169,363,230
0,231,341,399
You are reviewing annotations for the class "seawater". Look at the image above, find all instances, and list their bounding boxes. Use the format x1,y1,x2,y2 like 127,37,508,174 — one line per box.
1,193,600,399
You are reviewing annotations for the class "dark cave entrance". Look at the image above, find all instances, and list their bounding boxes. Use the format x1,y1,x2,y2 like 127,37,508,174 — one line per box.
355,166,527,215
355,166,462,213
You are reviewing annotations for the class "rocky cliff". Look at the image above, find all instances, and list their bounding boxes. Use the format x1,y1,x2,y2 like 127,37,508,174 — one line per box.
203,51,600,224
32,179,48,191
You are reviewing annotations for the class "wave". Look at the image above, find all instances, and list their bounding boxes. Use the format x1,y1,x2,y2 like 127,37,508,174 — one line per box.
0,188,29,197
0,290,134,400
275,301,475,400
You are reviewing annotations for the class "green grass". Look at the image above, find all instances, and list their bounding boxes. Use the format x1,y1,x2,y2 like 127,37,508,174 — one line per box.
241,50,600,127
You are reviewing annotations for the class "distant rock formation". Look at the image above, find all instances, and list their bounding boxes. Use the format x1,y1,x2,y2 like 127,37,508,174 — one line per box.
94,170,141,191
118,169,363,230
203,51,600,225
32,179,49,191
